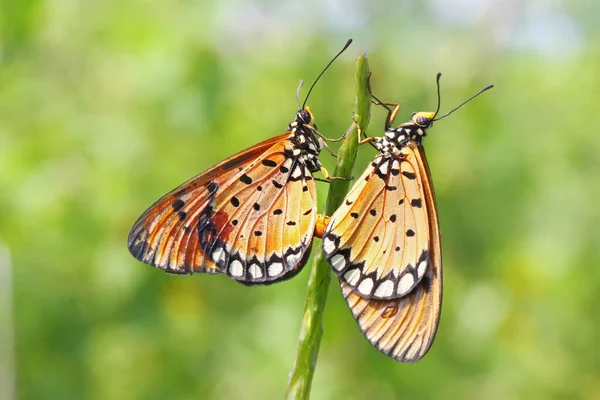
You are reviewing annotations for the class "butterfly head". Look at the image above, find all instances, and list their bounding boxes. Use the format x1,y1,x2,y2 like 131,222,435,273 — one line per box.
290,106,317,130
383,111,434,148
298,107,316,126
411,111,435,129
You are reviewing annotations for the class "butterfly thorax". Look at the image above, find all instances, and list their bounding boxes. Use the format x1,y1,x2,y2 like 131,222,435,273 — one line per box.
375,111,435,156
288,107,323,173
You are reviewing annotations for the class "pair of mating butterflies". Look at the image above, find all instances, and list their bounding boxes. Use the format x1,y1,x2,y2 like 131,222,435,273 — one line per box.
127,43,493,363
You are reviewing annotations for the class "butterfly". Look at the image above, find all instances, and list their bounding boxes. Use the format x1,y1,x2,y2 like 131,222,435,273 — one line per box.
128,39,352,285
322,74,493,362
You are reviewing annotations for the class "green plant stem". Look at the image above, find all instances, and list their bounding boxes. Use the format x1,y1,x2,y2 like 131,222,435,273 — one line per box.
285,53,371,400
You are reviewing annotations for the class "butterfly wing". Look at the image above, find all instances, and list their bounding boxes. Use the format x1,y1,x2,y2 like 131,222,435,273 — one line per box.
199,141,317,284
128,133,317,283
339,143,442,363
323,141,433,300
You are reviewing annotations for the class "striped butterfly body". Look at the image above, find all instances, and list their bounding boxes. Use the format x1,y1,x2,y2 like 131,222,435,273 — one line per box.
323,74,493,362
128,39,353,285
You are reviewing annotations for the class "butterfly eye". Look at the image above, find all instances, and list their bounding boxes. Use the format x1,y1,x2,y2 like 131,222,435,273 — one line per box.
416,115,431,127
299,109,312,124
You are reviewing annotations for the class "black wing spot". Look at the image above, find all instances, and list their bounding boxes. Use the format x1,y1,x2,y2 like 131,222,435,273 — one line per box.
286,221,297,226
369,209,377,216
232,219,239,226
346,199,353,206
411,199,422,208
386,186,397,191
391,169,400,176
283,148,295,158
172,199,185,211
402,171,416,180
280,165,289,173
351,212,359,219
399,199,404,205
390,214,396,223
221,151,256,170
395,246,401,251
257,185,262,191
262,159,278,167
178,211,187,221
206,181,218,193
254,231,263,236
303,209,312,216
272,180,283,189
373,236,379,242
421,275,432,293
303,186,308,192
406,229,415,237
240,174,253,185
253,203,261,211
231,197,240,207
274,209,283,215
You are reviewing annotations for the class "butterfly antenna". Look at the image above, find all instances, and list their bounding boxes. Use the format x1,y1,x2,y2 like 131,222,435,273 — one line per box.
296,80,304,110
433,73,442,118
433,82,494,122
302,38,353,109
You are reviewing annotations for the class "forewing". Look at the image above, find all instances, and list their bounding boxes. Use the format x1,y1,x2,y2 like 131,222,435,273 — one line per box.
128,132,317,279
198,143,317,284
323,143,431,300
340,143,442,363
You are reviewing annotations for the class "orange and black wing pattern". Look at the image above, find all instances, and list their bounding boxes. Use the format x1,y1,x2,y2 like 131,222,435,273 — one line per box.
323,142,433,300
338,143,442,363
129,109,322,284
322,108,444,363
330,79,491,362
333,77,493,362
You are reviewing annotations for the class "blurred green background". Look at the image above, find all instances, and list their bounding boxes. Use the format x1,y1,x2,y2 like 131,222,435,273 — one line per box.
2,0,600,399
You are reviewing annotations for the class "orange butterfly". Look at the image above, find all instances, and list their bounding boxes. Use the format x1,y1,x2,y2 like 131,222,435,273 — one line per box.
322,74,493,362
128,39,352,284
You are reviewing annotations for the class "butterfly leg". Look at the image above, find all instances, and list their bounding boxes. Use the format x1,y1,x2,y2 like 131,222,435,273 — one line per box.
318,137,338,158
314,177,331,183
318,131,347,143
351,113,376,145
367,73,400,130
370,96,400,130
333,119,361,144
320,166,353,182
